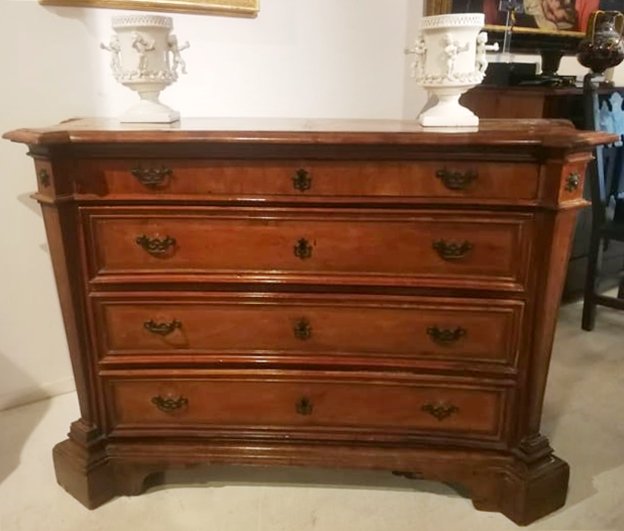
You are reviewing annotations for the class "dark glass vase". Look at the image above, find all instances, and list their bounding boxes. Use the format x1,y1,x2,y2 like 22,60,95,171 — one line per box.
577,10,624,76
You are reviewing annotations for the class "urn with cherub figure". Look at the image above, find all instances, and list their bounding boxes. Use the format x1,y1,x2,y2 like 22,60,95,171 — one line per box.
102,15,189,123
407,13,498,127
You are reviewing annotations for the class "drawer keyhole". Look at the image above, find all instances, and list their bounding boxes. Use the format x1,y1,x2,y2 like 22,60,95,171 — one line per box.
293,318,312,340
292,168,312,192
294,238,313,260
295,396,314,415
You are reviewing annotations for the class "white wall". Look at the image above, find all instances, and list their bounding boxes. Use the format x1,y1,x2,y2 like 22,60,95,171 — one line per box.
0,0,411,409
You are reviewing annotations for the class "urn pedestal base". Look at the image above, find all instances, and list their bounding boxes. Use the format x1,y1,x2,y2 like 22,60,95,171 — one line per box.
419,94,479,127
121,99,180,124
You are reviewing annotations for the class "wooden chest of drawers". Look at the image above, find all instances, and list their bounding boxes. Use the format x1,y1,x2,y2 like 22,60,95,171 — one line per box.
5,118,614,525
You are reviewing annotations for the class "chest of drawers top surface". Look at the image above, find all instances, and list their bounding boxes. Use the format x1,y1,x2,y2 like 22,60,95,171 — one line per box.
5,116,612,146
5,117,615,211
4,118,615,525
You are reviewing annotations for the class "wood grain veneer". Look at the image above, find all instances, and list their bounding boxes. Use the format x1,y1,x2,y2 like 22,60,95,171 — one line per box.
3,118,615,524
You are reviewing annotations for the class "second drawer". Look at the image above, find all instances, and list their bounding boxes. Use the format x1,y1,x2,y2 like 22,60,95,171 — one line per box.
83,207,533,291
93,294,524,370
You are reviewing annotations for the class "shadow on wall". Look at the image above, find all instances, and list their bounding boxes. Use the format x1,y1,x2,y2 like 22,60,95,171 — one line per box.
0,352,51,485
16,192,50,254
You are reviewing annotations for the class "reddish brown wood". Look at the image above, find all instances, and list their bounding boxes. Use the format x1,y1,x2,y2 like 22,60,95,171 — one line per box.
93,293,523,369
105,371,508,440
83,207,533,292
70,158,541,202
3,118,615,525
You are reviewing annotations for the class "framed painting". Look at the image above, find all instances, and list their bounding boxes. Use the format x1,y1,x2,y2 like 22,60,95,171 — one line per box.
425,0,624,52
38,0,259,16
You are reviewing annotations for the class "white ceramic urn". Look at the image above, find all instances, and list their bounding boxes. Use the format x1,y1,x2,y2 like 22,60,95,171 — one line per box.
407,13,497,127
102,15,189,123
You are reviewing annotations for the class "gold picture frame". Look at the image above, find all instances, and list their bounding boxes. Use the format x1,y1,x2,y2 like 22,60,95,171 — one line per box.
426,0,582,37
425,0,584,53
39,0,259,16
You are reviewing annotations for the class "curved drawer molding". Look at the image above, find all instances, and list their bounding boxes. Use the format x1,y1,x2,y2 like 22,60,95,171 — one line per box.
83,207,533,292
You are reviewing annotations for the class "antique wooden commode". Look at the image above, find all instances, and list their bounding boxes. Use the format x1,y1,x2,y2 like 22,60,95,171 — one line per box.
4,118,614,525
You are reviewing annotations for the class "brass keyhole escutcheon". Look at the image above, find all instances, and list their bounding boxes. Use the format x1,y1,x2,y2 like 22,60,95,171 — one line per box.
296,396,314,415
293,318,312,340
294,238,313,260
292,168,312,192
38,169,51,187
565,171,580,192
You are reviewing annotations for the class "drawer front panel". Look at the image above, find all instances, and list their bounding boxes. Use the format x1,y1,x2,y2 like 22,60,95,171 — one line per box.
73,159,540,202
106,374,510,440
84,208,532,290
94,295,523,368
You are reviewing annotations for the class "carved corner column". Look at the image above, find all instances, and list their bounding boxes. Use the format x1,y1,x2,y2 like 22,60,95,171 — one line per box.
32,150,114,507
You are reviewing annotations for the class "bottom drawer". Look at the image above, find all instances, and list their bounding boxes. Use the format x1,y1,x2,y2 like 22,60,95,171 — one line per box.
104,373,512,442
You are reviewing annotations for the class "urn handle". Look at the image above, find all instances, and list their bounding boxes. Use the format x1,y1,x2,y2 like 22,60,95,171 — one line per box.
432,240,473,261
136,234,177,257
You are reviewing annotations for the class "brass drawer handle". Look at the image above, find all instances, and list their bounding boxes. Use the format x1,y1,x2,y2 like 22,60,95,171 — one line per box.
565,171,580,192
293,318,312,340
294,238,313,260
152,395,188,413
427,326,467,345
422,402,459,421
136,234,176,257
432,239,473,261
295,396,314,415
144,319,181,336
131,166,173,188
436,168,477,191
292,168,312,192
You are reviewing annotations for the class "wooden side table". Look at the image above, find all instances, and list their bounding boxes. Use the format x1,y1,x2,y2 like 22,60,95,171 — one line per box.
462,85,624,300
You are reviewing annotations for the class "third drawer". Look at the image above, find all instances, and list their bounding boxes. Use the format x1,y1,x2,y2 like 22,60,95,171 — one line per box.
93,293,524,372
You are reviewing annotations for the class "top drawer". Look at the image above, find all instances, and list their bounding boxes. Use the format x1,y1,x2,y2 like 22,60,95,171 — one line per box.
72,159,540,204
